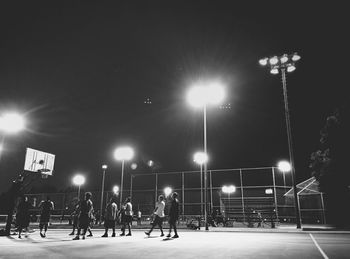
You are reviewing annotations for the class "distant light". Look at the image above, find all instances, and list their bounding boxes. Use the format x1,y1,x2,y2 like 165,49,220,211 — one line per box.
287,65,296,73
130,163,138,170
280,55,289,64
144,97,152,104
269,56,279,65
164,186,172,197
147,160,154,167
278,160,292,172
72,174,85,186
113,185,119,194
114,146,134,161
222,185,236,194
291,53,301,61
259,58,268,66
187,81,225,108
193,152,208,165
0,112,25,134
270,68,279,74
102,164,108,170
265,188,273,194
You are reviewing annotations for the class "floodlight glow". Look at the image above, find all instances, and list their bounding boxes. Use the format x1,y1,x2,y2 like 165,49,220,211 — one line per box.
114,146,134,161
147,160,154,167
187,81,225,108
259,58,268,66
278,160,292,172
193,152,208,165
102,164,108,170
113,185,119,194
222,185,236,194
269,56,279,65
291,53,301,61
130,163,138,170
287,65,296,73
0,112,25,134
280,55,289,64
73,174,85,186
164,186,172,197
265,188,273,194
270,68,279,74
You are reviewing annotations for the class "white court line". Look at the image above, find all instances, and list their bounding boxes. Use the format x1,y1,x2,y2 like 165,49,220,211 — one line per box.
309,233,329,259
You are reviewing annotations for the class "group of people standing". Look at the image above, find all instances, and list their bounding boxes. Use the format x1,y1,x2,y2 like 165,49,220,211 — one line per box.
14,190,180,240
15,195,54,239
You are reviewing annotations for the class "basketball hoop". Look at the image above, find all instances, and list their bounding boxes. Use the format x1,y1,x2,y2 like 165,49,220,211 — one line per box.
41,173,48,179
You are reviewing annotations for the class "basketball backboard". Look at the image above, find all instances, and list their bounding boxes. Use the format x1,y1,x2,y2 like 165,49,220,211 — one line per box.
24,148,55,175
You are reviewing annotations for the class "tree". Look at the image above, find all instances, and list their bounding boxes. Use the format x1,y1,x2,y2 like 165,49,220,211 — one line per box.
309,108,350,228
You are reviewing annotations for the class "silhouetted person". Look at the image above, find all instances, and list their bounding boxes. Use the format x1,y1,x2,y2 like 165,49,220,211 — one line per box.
102,197,117,237
16,196,31,238
145,195,165,237
167,192,179,238
39,196,54,237
69,203,79,235
73,192,93,240
120,197,132,236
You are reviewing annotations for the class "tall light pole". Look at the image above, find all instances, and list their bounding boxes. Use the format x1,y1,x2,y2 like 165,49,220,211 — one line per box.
1,112,26,236
193,151,208,219
114,146,134,208
100,164,108,224
187,80,225,230
222,185,236,220
259,53,302,228
72,174,85,201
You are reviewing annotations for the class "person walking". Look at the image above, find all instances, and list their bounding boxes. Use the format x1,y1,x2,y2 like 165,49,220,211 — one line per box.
38,196,54,238
145,195,165,237
16,196,31,239
167,192,179,238
120,197,132,236
73,192,94,240
102,197,118,237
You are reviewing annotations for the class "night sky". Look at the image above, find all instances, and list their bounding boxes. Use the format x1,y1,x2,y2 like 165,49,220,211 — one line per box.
0,1,348,193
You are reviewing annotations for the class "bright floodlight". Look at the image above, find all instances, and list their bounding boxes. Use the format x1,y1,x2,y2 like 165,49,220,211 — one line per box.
259,58,268,66
114,146,134,161
147,160,154,167
287,65,296,73
164,186,172,197
265,188,273,194
222,185,236,194
113,185,119,194
0,112,25,134
73,174,85,186
193,152,208,165
130,163,138,170
280,55,289,64
102,164,108,170
270,68,279,74
291,53,301,61
278,160,292,172
187,81,225,108
269,56,279,65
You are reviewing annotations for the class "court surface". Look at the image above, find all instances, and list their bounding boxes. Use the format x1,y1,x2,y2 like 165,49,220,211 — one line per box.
1,229,350,259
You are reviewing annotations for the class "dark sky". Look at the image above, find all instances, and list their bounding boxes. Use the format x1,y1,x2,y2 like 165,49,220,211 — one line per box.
0,1,348,193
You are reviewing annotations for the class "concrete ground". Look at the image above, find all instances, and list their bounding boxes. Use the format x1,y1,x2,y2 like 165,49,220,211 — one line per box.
1,228,350,259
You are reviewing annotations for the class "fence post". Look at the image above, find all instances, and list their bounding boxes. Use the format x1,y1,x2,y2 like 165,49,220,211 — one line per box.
272,167,279,224
239,169,246,222
182,172,185,220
